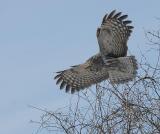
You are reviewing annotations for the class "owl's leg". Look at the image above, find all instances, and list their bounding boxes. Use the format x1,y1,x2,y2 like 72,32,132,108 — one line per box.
102,55,108,64
101,54,113,64
104,57,119,66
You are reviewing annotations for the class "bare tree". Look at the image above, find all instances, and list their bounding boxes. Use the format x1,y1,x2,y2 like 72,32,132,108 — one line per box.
31,29,160,134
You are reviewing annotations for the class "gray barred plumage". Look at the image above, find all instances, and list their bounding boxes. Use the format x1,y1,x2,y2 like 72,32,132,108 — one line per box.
97,10,133,59
54,10,138,93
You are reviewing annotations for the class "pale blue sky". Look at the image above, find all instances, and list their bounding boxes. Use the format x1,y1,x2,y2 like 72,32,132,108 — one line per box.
0,0,160,134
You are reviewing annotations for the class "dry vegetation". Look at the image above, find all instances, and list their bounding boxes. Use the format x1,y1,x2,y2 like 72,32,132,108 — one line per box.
31,30,160,134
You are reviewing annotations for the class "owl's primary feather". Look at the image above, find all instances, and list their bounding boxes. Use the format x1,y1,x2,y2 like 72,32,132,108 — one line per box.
97,10,133,60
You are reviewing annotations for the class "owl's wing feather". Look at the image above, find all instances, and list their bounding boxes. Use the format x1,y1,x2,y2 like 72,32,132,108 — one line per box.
55,55,138,93
97,10,133,58
54,54,109,93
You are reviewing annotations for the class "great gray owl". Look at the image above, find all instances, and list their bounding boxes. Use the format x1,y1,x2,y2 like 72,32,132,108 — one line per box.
54,10,138,93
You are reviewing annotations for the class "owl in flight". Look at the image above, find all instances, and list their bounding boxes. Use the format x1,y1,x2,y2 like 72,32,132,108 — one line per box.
54,10,138,93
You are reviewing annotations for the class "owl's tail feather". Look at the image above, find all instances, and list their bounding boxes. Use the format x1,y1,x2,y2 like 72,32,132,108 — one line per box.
108,56,138,84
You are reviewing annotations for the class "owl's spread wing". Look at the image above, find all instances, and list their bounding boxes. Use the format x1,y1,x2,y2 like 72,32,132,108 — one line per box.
54,55,138,93
97,10,134,58
54,54,109,93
